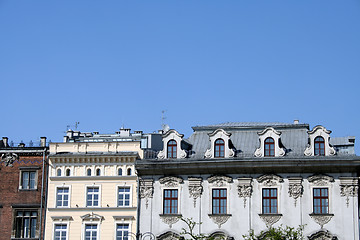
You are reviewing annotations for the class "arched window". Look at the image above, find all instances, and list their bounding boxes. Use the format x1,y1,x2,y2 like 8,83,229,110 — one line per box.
57,169,61,176
118,168,123,176
66,169,71,176
214,139,225,158
314,136,325,156
127,168,132,176
87,169,92,176
167,140,177,158
96,169,101,176
264,137,275,157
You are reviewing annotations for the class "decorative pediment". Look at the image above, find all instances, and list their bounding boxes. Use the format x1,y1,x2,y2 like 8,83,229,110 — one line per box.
257,174,283,186
308,175,334,186
139,178,154,209
204,129,235,158
237,178,252,208
51,216,73,222
159,176,183,187
188,177,203,207
208,176,232,187
158,130,187,159
254,127,286,157
1,153,18,167
81,212,104,222
304,126,336,156
308,230,338,240
288,177,303,207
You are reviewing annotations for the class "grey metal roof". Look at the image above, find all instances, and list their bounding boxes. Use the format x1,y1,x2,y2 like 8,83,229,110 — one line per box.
192,122,309,131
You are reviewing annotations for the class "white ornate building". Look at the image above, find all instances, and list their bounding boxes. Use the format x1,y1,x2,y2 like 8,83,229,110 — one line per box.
136,121,359,240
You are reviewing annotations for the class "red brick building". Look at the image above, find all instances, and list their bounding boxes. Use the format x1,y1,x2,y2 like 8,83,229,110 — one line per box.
0,137,48,240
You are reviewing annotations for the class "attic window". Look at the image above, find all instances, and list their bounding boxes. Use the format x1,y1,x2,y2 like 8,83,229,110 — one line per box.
314,136,325,156
167,140,177,159
264,137,275,157
214,139,225,158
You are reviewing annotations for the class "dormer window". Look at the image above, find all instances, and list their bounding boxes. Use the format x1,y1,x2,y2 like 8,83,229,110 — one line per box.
314,136,325,156
167,140,177,159
214,139,225,158
264,137,275,157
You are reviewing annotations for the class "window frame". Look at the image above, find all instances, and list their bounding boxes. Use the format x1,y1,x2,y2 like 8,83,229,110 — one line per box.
52,222,69,240
12,209,39,239
214,138,225,158
264,137,275,157
167,140,177,159
313,187,329,214
314,136,325,156
85,185,101,208
117,167,123,176
117,185,132,207
212,188,227,214
262,188,278,214
55,185,71,208
114,222,131,240
82,223,99,240
163,189,179,214
19,170,38,190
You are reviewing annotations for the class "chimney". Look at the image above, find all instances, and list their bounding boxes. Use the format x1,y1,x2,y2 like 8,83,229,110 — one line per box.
93,131,99,135
18,143,25,147
40,137,47,147
63,136,69,143
2,137,8,147
120,128,131,137
293,120,299,124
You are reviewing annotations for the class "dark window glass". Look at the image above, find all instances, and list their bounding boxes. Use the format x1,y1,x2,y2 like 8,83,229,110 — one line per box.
118,168,122,176
66,169,70,176
127,168,132,176
314,136,325,156
14,210,38,238
54,224,67,240
87,169,92,176
262,188,277,214
163,189,178,214
57,169,61,176
214,139,225,158
264,138,275,157
116,224,129,240
313,188,329,214
96,169,101,176
85,224,97,240
21,171,36,189
167,140,177,158
212,189,227,214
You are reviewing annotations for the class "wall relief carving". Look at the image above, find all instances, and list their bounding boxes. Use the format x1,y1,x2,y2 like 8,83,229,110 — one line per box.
258,214,282,228
1,153,18,167
308,230,338,240
159,215,181,228
208,176,232,187
257,174,283,186
288,178,303,207
159,176,183,187
139,178,154,209
188,177,203,207
237,178,252,208
307,175,334,186
208,214,231,228
309,214,334,228
340,177,358,207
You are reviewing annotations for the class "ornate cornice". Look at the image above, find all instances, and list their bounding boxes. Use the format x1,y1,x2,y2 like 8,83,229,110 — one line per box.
188,177,202,207
307,175,334,186
208,175,232,187
81,212,104,222
159,176,183,187
163,129,184,139
257,127,281,136
257,174,283,186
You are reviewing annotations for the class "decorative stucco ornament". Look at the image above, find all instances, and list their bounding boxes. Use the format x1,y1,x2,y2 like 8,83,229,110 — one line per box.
160,215,181,228
204,129,235,158
1,153,18,167
208,214,231,228
307,175,334,186
257,174,283,186
288,178,303,207
157,130,187,159
237,178,252,208
258,214,282,228
304,126,336,156
159,176,183,187
139,178,154,209
340,185,358,207
254,127,286,157
208,176,232,187
188,178,203,207
308,230,338,240
310,214,333,228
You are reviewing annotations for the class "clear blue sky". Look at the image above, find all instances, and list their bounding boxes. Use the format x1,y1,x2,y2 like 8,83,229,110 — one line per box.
1,1,359,153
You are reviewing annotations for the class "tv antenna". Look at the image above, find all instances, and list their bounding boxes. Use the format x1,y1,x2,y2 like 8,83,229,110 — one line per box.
161,110,169,132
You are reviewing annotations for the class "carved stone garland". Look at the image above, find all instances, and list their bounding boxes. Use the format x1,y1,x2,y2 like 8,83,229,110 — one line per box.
340,177,358,207
237,178,252,208
288,178,303,207
139,178,154,209
188,177,203,207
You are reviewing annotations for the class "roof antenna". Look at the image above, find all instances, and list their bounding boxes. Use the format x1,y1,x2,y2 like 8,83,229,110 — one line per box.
75,122,80,130
161,110,170,132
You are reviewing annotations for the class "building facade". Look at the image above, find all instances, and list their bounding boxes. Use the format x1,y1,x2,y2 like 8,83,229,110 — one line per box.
0,137,48,240
45,128,161,240
136,122,360,240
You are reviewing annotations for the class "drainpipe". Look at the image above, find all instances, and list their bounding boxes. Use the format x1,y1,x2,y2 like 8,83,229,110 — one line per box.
39,148,47,239
136,176,141,240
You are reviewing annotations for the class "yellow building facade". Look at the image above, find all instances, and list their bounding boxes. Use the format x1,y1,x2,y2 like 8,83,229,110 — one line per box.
45,141,142,240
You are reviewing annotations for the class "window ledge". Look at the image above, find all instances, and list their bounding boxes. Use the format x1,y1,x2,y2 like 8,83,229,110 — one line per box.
18,189,38,191
208,214,231,228
159,214,182,228
309,213,334,228
258,214,282,228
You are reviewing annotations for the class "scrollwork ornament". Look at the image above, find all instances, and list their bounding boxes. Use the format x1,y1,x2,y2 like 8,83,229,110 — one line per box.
257,174,283,186
160,215,181,228
208,176,232,187
139,179,154,209
159,176,183,187
310,214,333,228
237,185,252,208
189,185,202,207
1,153,18,167
208,214,231,228
288,183,303,207
340,185,358,207
258,214,282,228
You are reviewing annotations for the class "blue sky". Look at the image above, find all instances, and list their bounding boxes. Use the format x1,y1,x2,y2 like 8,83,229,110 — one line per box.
1,1,359,153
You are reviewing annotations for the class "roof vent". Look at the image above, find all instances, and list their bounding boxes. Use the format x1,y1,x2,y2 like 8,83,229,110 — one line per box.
293,120,299,124
2,137,8,147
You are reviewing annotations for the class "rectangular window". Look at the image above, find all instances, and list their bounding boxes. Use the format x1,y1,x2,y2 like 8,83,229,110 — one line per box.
262,188,277,214
118,187,131,207
85,224,98,240
163,189,178,214
313,188,329,214
56,187,69,207
54,224,67,240
116,224,129,240
14,210,38,238
20,171,36,189
212,189,227,214
87,187,100,207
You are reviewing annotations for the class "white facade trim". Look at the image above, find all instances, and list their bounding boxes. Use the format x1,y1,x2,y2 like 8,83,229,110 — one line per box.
254,127,285,157
304,126,336,156
205,129,235,158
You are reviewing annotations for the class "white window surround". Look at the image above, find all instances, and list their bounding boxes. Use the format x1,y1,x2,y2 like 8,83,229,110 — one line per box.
113,219,133,240
207,175,232,215
81,222,100,240
205,129,235,158
117,185,133,207
19,169,38,190
55,185,71,208
254,127,285,157
304,126,336,156
157,130,187,159
85,184,101,208
52,222,70,240
159,176,183,215
307,175,334,214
